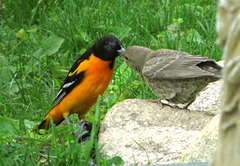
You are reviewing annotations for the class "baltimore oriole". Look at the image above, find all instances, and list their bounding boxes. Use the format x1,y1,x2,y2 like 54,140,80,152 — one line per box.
36,35,125,131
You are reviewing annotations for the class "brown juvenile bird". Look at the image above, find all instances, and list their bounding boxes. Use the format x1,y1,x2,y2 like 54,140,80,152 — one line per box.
122,46,222,108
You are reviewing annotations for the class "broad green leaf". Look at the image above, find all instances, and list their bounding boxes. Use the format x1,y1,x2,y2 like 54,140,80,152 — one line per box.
107,156,124,166
16,28,28,39
0,66,13,85
25,50,43,75
0,56,16,85
186,28,203,44
0,116,19,138
42,36,64,56
78,29,91,42
25,36,64,75
32,48,43,59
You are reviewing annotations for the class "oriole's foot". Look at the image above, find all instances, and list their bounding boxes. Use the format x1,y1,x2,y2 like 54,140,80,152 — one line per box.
75,120,101,143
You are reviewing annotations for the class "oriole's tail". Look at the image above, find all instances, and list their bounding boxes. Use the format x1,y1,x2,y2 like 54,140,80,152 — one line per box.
36,105,64,132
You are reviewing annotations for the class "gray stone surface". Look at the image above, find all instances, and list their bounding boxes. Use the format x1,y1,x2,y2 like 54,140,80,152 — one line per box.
188,80,222,115
178,114,220,163
98,99,214,165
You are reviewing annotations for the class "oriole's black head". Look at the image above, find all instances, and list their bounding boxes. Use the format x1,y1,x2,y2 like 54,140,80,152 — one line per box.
93,35,125,61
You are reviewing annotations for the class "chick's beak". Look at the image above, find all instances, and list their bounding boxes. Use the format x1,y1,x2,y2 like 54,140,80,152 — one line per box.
121,56,128,62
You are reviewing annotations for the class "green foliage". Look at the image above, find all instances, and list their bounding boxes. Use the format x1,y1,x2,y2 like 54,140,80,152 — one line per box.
1,0,221,165
0,97,122,165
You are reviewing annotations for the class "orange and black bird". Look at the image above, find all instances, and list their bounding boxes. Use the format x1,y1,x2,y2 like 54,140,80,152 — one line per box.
36,35,125,131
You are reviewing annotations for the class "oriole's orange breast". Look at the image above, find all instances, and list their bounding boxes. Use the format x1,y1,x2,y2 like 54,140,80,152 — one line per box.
59,54,114,118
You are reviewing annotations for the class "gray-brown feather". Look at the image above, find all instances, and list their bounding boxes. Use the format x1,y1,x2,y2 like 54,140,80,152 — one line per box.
122,46,222,106
143,49,222,79
143,76,216,104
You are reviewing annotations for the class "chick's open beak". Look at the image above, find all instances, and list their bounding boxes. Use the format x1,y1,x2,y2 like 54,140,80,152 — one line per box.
121,56,128,62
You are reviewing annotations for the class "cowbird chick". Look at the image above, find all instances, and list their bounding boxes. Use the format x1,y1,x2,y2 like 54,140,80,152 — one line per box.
122,46,222,108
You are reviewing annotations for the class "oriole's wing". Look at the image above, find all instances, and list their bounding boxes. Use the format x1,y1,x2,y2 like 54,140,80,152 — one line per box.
142,49,219,79
53,49,93,105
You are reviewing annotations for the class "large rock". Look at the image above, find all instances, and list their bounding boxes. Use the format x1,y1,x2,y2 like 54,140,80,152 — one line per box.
188,80,222,115
98,99,214,165
178,114,220,163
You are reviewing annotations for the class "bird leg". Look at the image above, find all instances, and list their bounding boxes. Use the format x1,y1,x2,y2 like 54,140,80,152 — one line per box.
74,119,86,139
147,98,162,103
75,120,95,142
147,98,171,108
63,116,93,142
183,98,196,109
64,116,71,125
64,117,99,142
147,98,191,110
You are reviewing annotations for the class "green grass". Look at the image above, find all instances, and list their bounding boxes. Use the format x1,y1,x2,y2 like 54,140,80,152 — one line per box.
0,0,221,165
